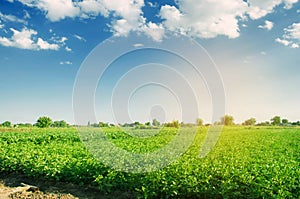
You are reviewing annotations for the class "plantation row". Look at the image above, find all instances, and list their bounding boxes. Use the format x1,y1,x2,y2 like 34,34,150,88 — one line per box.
0,126,299,198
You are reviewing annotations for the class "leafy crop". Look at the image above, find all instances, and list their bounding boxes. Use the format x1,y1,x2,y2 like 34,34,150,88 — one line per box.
0,127,299,198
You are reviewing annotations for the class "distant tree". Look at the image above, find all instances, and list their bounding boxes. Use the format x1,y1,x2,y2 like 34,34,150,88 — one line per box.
99,122,109,127
291,121,300,126
271,116,281,126
164,120,179,128
214,121,222,125
91,123,99,127
257,121,271,126
134,121,141,126
282,119,289,125
152,119,160,127
17,123,32,128
36,116,53,128
221,115,234,126
145,122,151,126
242,118,256,126
52,120,69,128
196,118,203,126
2,121,11,127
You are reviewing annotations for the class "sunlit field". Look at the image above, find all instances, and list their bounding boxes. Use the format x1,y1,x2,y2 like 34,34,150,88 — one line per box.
0,126,299,198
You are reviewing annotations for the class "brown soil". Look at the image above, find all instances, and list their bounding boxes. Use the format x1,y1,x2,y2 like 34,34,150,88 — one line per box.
0,173,105,199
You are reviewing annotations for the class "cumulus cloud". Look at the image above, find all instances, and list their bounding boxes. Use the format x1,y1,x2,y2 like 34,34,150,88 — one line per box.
160,0,248,39
258,20,274,31
103,0,146,37
284,23,300,40
247,0,299,19
37,37,59,50
15,0,80,21
275,38,290,46
276,23,300,48
7,0,300,42
0,27,60,50
291,43,299,48
12,0,145,37
141,22,165,42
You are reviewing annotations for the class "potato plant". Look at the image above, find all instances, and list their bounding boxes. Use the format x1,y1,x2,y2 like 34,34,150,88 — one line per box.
0,127,299,198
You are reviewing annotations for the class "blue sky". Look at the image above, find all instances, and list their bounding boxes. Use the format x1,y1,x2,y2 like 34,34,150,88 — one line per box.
0,0,299,124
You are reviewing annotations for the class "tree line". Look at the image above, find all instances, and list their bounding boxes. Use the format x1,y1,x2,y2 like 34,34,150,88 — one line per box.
1,115,299,128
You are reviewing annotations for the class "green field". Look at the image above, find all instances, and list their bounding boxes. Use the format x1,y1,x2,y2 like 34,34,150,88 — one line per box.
0,127,299,198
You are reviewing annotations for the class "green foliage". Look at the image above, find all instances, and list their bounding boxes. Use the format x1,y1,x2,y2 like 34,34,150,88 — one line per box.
0,127,299,198
257,121,271,126
36,116,53,128
99,122,109,127
271,116,281,125
17,123,32,128
242,118,256,126
282,119,289,125
152,119,160,127
196,118,203,126
52,120,69,128
164,120,179,128
2,121,11,127
221,115,234,126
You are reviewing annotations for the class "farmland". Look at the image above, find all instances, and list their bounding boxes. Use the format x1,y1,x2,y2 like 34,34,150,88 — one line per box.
0,126,299,198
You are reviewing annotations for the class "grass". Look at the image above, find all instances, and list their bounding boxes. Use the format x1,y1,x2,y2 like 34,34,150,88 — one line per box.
0,126,299,198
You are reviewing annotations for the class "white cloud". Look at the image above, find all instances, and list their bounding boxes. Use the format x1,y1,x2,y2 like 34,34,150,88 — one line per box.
276,23,300,48
261,51,267,55
16,0,80,21
283,23,300,40
258,20,274,31
0,27,60,50
133,43,144,47
65,46,72,51
147,2,158,8
73,34,86,42
77,0,108,17
283,0,298,9
24,10,31,19
37,37,59,50
291,43,299,48
103,0,146,37
247,0,299,19
60,61,72,65
59,36,68,43
9,0,299,42
13,0,147,39
275,38,291,46
141,22,165,42
0,12,27,24
160,0,248,39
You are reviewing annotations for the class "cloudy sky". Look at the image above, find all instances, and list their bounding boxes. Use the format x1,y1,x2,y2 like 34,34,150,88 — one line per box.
0,0,299,124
